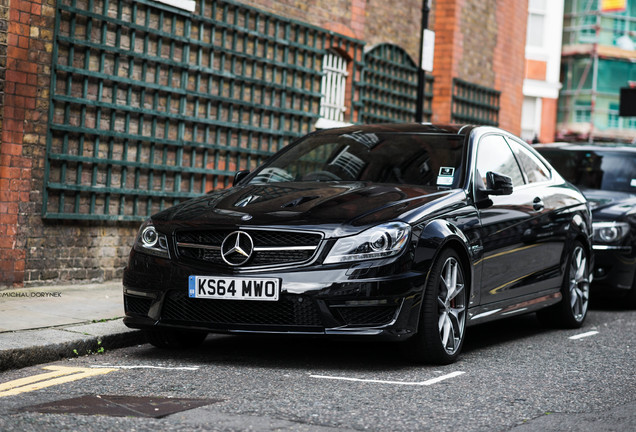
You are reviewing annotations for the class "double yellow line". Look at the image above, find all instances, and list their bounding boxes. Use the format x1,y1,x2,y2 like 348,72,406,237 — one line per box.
0,366,117,398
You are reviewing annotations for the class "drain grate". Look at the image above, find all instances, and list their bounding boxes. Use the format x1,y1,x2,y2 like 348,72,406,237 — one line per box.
19,395,223,418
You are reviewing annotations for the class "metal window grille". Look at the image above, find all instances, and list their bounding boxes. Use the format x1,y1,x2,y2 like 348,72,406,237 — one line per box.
358,43,432,123
44,0,364,221
451,78,500,126
319,50,348,122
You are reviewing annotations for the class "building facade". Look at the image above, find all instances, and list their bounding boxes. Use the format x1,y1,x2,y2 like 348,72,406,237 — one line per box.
521,0,565,143
558,0,636,141
0,0,528,288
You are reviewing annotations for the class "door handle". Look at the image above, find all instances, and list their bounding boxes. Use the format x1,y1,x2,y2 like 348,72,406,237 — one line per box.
533,197,544,211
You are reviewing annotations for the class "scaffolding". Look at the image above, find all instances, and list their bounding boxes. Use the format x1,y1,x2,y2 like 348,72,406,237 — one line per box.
559,0,636,142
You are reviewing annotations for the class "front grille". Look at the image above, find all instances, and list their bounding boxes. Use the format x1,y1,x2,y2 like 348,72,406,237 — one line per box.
124,295,153,317
335,306,398,326
175,229,322,267
161,290,324,328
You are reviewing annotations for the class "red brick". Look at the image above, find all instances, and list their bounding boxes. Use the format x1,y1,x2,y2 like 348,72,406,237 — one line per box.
19,11,31,24
7,33,19,47
16,84,37,98
9,8,20,22
8,22,29,37
18,35,30,49
17,0,32,13
16,178,30,190
0,213,18,225
5,70,27,84
31,3,42,15
0,237,16,250
1,144,23,156
0,261,14,273
16,60,38,74
4,119,24,133
0,167,22,180
8,47,29,61
26,74,37,86
10,157,32,169
25,97,36,110
14,260,25,272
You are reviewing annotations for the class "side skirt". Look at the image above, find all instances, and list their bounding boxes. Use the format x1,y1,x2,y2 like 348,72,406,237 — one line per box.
467,290,562,326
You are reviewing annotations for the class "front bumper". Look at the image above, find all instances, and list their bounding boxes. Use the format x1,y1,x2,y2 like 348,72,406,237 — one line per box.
123,251,428,341
591,245,636,291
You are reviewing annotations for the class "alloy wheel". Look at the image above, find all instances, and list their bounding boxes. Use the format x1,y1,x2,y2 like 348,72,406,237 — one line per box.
437,257,466,355
569,245,589,322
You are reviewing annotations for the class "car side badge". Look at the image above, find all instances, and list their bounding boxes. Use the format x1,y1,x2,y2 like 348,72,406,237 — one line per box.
437,167,455,186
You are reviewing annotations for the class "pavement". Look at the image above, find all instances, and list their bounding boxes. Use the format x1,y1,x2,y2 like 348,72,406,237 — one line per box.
0,281,146,371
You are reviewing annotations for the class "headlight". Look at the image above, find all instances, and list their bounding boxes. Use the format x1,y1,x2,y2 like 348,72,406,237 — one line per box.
133,219,170,258
592,221,629,244
324,222,411,264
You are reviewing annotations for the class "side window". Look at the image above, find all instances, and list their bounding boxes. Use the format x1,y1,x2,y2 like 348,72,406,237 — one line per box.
507,139,551,183
475,135,524,188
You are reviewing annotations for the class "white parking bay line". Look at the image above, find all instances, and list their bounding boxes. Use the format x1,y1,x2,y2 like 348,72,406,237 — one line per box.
569,330,599,340
91,365,200,371
310,371,465,386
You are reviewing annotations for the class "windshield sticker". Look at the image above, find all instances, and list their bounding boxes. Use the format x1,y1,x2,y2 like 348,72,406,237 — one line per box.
631,179,636,187
437,167,455,186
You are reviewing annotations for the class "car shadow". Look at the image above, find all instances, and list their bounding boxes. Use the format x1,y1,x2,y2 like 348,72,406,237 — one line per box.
461,314,550,355
132,334,413,372
589,295,635,311
129,314,561,372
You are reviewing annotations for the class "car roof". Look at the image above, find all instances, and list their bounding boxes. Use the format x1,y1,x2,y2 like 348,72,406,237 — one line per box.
311,123,477,136
535,142,636,153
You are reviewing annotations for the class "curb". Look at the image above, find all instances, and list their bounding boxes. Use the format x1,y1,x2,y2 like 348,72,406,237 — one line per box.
0,321,146,372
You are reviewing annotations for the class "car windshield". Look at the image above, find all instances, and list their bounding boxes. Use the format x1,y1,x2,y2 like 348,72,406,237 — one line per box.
539,148,636,193
248,132,466,188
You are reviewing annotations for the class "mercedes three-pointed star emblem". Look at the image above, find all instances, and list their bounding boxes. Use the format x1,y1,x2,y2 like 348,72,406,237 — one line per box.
220,231,254,266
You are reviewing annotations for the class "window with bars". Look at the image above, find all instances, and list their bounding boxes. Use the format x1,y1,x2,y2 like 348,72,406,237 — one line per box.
319,50,348,123
451,78,500,126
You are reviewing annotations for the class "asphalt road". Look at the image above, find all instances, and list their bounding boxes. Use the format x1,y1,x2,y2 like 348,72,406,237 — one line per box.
1,302,634,432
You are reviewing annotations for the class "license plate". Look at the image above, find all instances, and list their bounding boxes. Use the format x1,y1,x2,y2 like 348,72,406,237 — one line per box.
188,276,280,301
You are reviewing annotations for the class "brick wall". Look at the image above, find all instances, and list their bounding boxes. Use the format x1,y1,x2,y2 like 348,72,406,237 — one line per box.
493,0,527,134
0,0,138,287
1,0,43,286
0,0,528,288
243,0,423,61
431,0,527,134
431,0,462,124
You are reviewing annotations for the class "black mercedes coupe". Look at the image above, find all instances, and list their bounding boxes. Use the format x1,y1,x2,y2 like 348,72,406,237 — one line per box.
123,124,592,364
536,143,636,307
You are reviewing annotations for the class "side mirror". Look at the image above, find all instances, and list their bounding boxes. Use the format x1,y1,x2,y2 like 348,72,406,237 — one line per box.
486,171,513,196
233,170,250,186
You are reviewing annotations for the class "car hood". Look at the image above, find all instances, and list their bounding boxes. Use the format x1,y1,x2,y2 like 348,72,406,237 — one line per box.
581,188,636,219
152,182,462,236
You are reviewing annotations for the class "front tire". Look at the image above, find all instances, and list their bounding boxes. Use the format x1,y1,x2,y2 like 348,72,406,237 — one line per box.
537,241,590,328
404,249,468,364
